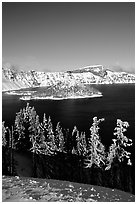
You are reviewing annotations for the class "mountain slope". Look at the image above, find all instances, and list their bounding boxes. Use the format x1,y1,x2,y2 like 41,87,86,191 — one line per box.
2,65,135,92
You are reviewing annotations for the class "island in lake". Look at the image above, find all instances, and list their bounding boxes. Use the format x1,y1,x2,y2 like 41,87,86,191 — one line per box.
3,65,135,100
19,83,102,100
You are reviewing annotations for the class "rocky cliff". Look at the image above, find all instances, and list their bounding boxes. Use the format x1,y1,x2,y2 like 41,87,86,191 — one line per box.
2,65,135,92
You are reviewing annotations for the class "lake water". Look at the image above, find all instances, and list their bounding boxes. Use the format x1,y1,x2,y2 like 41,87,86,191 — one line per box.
2,84,135,149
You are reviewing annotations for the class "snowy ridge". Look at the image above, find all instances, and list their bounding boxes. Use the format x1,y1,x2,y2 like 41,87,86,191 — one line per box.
2,65,135,91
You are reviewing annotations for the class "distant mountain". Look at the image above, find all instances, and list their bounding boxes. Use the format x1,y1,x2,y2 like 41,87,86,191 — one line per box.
2,65,135,92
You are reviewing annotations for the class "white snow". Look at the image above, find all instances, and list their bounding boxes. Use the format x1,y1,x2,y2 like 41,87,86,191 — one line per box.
2,65,135,92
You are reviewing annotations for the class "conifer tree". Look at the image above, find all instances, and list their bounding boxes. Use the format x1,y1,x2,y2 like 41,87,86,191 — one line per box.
14,109,25,149
79,132,87,156
84,117,105,168
105,119,132,170
55,122,65,152
14,103,38,150
2,122,10,175
75,127,81,155
2,122,7,147
29,114,53,156
8,127,14,175
72,126,87,156
43,113,48,139
29,115,41,153
46,116,57,152
72,126,79,155
2,123,15,175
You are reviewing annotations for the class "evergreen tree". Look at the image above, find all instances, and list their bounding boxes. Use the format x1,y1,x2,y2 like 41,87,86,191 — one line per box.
29,115,41,154
14,109,25,149
43,113,48,139
105,119,132,170
55,122,65,152
2,121,7,147
79,132,87,156
8,127,14,175
84,117,105,168
71,126,87,156
14,103,38,150
72,126,79,155
46,116,57,152
30,116,54,156
75,127,81,155
2,123,10,175
2,123,15,176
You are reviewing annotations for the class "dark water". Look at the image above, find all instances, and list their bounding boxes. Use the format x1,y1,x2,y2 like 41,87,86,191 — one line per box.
2,84,135,148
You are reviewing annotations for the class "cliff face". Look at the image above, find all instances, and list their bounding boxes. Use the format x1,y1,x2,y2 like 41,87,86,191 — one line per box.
2,65,135,92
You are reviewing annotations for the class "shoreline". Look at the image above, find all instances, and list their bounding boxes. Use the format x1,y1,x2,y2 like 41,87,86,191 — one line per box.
2,82,135,93
19,94,103,101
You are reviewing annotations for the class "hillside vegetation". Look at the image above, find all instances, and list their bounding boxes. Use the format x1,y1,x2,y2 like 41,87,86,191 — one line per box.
2,103,134,198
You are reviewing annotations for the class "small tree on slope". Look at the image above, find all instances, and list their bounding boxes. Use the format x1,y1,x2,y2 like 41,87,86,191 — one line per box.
55,122,65,152
46,116,57,153
84,117,105,168
2,121,7,147
105,119,132,171
14,103,37,150
80,132,87,156
43,113,48,140
71,126,87,156
72,126,79,155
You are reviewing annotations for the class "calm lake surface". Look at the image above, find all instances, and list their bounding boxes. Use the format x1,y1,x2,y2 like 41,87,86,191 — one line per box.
2,84,135,149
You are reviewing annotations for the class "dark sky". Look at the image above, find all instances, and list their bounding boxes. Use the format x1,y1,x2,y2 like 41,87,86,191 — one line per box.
2,2,135,72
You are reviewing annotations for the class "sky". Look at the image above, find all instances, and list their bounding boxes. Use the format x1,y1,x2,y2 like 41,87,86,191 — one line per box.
2,2,135,73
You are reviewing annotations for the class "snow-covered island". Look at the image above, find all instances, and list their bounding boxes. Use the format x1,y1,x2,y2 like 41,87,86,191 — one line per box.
19,83,102,101
19,93,102,101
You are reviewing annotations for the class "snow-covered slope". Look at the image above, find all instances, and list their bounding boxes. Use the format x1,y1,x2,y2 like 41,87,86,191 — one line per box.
2,65,135,92
2,176,135,202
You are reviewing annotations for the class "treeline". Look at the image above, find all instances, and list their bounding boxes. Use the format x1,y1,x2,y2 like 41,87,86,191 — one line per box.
2,103,134,194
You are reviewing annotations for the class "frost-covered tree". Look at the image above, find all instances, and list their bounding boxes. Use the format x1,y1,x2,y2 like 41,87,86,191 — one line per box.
84,117,105,168
79,132,87,156
75,127,81,155
14,109,25,148
43,113,48,139
2,123,15,175
28,112,54,156
105,119,132,170
46,116,57,152
71,126,87,156
29,115,41,153
14,103,38,150
72,126,79,155
55,122,65,152
2,122,7,147
2,122,10,175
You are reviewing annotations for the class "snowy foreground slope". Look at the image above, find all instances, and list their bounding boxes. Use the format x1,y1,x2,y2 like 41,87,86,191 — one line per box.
2,176,135,202
2,65,135,92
